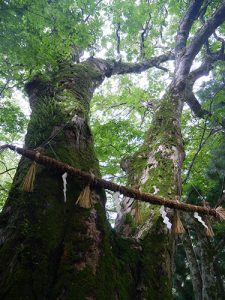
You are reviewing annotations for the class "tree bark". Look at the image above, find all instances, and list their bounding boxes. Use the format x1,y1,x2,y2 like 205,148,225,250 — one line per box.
116,86,185,299
181,229,202,300
182,219,225,300
0,61,142,300
196,232,221,300
0,54,187,300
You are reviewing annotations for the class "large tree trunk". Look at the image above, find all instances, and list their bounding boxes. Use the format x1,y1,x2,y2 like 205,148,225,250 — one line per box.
0,61,142,300
116,87,185,299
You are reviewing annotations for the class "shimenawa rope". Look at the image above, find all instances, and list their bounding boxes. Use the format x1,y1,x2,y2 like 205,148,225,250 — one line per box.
1,144,225,220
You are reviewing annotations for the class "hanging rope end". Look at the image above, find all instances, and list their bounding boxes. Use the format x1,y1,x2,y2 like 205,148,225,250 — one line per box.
134,201,142,225
215,207,225,221
172,210,185,234
21,162,37,192
76,185,92,208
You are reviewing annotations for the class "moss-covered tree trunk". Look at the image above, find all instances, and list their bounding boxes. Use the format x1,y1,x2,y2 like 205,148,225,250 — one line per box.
116,87,185,299
0,61,142,300
0,58,186,300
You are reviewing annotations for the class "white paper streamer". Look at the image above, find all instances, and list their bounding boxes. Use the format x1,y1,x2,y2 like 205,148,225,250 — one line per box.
62,172,68,203
113,192,122,217
194,212,208,229
160,205,172,230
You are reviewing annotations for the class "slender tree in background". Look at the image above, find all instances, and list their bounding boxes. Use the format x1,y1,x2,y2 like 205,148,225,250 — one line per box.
0,1,225,299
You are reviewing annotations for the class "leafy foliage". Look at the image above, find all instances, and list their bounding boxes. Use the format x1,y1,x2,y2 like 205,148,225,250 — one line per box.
0,151,18,208
90,73,164,182
0,0,104,82
0,98,27,142
0,96,27,208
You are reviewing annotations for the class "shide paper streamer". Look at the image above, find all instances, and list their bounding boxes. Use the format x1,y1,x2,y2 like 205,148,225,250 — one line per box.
62,172,68,203
194,212,208,229
160,205,172,230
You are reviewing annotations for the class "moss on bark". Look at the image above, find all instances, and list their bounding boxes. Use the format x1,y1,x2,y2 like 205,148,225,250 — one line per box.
117,91,184,299
0,60,185,300
0,61,142,300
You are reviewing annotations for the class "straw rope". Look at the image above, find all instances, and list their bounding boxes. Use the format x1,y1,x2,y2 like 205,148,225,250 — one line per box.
1,144,224,219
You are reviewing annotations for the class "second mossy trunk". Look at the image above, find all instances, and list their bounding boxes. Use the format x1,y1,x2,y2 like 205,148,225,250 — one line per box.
117,89,185,299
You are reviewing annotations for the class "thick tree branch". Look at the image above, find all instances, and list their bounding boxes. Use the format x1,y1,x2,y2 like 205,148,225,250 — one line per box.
188,58,213,86
109,52,175,76
154,65,169,72
188,47,225,87
181,1,225,75
185,81,225,130
87,52,174,79
175,0,204,58
173,1,225,90
185,89,210,118
185,48,225,119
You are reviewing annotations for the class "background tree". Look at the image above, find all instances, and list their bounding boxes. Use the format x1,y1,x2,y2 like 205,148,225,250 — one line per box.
0,1,225,299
